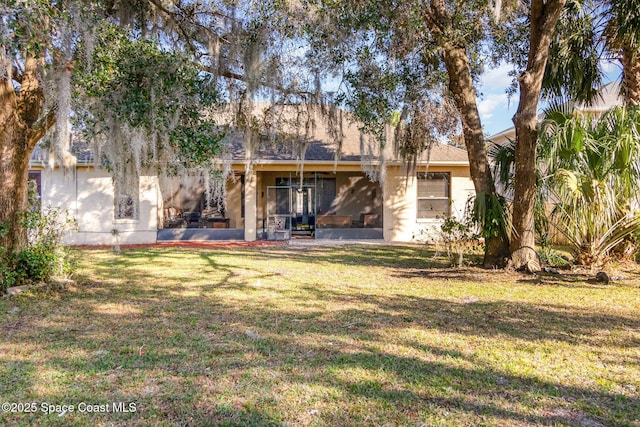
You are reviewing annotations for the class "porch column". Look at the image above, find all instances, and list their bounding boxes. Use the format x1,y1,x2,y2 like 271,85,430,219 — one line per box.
244,172,257,241
383,166,416,242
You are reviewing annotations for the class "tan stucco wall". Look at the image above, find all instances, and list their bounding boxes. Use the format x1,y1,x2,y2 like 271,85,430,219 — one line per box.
383,165,475,242
225,178,243,229
333,174,382,219
383,166,416,242
35,160,473,245
41,167,158,245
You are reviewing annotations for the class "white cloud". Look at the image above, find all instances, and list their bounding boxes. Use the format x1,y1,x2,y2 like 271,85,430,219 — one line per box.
477,63,518,134
600,59,623,83
477,92,509,120
480,62,515,91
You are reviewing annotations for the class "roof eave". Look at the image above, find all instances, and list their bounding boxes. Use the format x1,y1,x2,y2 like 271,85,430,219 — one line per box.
237,159,470,166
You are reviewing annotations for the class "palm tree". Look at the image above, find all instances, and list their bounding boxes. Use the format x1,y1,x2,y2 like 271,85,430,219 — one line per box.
542,0,602,104
604,0,640,105
543,0,640,106
494,104,640,266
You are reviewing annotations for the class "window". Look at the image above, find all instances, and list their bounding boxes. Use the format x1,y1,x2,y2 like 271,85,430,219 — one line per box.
115,193,136,219
417,172,450,219
28,170,42,210
114,171,139,220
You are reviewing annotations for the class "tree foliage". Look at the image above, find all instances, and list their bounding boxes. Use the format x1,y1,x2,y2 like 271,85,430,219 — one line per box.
0,0,308,258
303,0,469,157
494,105,640,265
74,23,222,169
542,0,602,103
540,0,640,106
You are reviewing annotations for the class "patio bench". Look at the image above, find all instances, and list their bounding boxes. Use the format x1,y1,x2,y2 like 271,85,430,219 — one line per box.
363,213,381,228
316,215,351,228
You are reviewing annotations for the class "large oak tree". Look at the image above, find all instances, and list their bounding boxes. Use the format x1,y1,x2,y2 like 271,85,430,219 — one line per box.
0,0,311,259
302,0,513,267
510,0,567,271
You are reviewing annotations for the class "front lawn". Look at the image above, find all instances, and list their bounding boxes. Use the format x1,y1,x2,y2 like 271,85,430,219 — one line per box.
1,244,639,426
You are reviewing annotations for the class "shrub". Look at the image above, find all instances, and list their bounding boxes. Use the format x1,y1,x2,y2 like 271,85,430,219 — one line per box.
539,106,640,265
433,198,484,267
438,215,483,267
0,187,76,292
18,206,76,285
538,236,571,268
15,247,56,283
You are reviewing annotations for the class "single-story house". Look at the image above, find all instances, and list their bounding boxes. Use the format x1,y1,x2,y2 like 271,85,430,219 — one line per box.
28,108,475,245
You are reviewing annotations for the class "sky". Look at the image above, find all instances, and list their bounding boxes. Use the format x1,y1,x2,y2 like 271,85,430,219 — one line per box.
477,60,623,137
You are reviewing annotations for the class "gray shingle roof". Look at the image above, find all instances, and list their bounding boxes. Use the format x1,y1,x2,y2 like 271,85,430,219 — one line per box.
223,106,469,164
31,106,469,166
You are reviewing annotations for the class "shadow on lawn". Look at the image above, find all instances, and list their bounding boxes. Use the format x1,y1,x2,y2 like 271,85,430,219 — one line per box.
84,245,640,289
218,244,453,270
295,285,640,348
2,289,638,425
311,348,637,426
1,248,639,426
191,245,640,289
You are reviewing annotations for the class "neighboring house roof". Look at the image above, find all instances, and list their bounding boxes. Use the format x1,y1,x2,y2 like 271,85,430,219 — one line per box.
488,81,623,146
575,81,622,113
487,126,515,146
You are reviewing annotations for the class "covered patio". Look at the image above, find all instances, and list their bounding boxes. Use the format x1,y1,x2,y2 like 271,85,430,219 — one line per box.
155,168,385,242
255,170,384,241
156,173,245,242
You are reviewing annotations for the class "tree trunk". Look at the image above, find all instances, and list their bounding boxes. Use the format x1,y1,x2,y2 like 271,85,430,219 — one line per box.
621,44,640,106
510,0,566,272
0,130,32,256
441,44,510,268
0,56,51,258
423,1,510,268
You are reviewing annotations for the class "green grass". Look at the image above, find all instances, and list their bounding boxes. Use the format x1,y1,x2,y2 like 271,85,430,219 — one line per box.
1,244,639,426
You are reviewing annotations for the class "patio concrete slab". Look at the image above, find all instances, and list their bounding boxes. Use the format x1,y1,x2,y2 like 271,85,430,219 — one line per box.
289,239,390,246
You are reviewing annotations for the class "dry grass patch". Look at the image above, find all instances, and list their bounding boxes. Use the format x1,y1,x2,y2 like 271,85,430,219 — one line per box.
1,244,639,426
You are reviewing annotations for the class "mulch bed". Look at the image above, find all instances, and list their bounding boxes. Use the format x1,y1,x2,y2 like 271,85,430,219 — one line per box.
72,240,289,250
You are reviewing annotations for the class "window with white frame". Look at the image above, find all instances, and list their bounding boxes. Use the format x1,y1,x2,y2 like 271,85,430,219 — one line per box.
115,193,137,219
28,170,42,211
114,170,139,220
417,172,450,219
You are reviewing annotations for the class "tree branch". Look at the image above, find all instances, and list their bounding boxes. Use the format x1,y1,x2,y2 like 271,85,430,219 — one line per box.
146,1,318,101
11,67,22,84
28,105,56,148
147,0,235,53
205,65,315,98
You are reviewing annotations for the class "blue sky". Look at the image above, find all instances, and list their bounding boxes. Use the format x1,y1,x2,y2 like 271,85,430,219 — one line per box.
477,60,623,137
477,62,518,137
